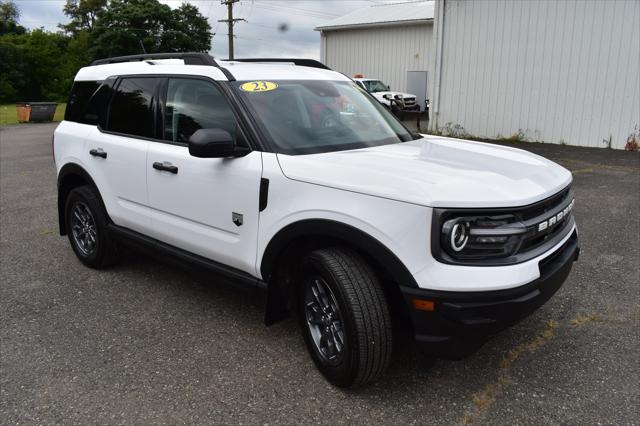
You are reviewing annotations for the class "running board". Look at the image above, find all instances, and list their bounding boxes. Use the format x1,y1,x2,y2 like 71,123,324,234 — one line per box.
107,224,267,291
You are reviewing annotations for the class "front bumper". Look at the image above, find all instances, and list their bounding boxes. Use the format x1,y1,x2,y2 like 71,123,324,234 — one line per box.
401,104,421,111
400,230,579,358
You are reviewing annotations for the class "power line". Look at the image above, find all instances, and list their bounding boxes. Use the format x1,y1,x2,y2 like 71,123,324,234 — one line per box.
243,0,255,21
259,2,339,17
245,21,279,30
251,3,338,20
234,35,270,42
258,1,340,17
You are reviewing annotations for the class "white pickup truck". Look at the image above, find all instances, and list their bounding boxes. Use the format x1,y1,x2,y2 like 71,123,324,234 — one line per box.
353,76,420,112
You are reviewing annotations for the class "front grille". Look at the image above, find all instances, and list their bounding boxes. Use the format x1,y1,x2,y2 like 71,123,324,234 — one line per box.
403,97,416,106
519,186,571,221
516,187,574,255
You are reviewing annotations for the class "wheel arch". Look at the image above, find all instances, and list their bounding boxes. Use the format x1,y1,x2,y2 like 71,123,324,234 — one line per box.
261,219,417,325
57,163,106,235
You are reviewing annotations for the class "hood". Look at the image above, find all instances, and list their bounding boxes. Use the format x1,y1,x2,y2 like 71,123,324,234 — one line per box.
371,91,416,99
276,136,573,208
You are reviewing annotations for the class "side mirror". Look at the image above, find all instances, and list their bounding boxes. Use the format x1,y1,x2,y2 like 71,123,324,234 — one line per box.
188,128,238,158
386,85,390,90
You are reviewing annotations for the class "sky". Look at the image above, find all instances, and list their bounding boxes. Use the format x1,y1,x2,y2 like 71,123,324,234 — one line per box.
13,0,389,59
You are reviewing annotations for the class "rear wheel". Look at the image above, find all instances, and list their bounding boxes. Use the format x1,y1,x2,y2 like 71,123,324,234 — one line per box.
65,185,119,268
298,247,393,388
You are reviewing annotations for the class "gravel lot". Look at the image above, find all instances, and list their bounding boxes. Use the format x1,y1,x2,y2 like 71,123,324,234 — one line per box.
1,123,638,425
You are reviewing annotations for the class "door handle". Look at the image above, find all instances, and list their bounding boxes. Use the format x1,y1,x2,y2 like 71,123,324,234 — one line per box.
153,161,178,174
89,148,107,159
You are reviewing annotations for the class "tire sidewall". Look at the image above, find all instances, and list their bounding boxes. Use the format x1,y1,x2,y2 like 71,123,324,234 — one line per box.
65,186,109,267
298,254,360,387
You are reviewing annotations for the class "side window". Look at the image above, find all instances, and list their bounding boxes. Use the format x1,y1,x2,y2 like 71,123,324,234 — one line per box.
106,77,157,138
65,81,100,123
164,78,238,144
84,78,115,127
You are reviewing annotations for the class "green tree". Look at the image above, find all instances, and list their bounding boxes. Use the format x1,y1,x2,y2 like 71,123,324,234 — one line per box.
60,0,107,35
161,3,212,53
0,0,26,35
0,37,23,101
0,29,77,102
90,0,171,58
0,0,212,103
0,0,18,21
90,0,212,59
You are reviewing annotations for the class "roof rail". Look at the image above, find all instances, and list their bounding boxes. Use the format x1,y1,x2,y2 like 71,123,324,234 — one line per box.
90,52,218,66
229,58,331,70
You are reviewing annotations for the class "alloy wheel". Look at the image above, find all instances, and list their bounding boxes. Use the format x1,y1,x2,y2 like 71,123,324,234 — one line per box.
304,276,346,365
70,201,97,256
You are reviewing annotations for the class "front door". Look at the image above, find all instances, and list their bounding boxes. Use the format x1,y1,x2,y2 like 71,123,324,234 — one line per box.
146,77,263,275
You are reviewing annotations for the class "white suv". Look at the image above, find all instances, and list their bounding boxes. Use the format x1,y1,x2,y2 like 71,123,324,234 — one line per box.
54,53,579,388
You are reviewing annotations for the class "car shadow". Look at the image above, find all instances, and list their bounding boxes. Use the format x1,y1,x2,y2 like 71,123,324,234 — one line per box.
109,246,445,375
103,244,569,409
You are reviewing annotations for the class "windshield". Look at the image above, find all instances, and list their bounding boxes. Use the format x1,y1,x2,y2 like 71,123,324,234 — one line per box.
233,80,414,155
362,80,389,93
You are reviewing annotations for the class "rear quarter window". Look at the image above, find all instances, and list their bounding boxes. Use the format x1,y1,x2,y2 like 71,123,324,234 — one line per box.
84,79,115,128
65,81,100,123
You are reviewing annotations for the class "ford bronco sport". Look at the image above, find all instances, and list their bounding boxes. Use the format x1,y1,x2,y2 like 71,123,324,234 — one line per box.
54,53,579,388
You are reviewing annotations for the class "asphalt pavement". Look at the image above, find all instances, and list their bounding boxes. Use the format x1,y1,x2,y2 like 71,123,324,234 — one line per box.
1,123,638,425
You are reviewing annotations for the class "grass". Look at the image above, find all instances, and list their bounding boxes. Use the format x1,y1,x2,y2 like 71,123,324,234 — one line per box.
0,103,66,126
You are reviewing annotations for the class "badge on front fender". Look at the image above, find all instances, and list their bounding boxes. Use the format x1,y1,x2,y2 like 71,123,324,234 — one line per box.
232,212,243,227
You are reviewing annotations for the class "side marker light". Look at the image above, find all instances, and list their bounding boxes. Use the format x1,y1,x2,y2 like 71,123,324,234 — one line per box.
412,299,435,312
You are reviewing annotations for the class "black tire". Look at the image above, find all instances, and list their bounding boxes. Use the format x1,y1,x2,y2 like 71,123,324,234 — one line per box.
298,247,393,388
64,185,119,268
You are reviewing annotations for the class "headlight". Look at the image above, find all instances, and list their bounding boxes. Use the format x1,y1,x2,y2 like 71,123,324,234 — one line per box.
443,220,470,252
440,215,526,260
432,190,576,266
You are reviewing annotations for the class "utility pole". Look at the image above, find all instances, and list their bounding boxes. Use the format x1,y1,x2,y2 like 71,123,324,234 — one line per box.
218,0,245,60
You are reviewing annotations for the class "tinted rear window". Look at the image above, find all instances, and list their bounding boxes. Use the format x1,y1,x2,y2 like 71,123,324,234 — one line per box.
83,79,115,127
65,81,100,123
106,78,157,138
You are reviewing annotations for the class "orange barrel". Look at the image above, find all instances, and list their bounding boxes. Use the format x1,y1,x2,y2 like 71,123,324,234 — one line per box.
16,103,31,123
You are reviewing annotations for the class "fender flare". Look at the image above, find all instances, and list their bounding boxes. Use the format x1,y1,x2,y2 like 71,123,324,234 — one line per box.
260,219,418,288
57,162,102,235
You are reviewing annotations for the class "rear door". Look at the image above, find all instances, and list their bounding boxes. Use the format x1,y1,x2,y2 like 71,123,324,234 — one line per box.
85,77,159,234
145,77,263,275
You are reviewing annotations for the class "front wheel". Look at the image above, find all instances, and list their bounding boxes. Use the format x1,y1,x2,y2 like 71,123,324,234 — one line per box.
298,248,393,388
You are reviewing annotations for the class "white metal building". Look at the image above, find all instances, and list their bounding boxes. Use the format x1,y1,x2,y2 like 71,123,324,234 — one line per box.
317,0,640,149
317,2,435,101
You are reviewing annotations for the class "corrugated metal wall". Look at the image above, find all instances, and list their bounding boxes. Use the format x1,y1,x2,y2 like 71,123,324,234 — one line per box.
432,0,640,149
322,23,434,95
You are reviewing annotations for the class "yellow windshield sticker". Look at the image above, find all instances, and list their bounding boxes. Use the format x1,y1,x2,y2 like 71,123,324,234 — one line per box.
240,81,278,93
